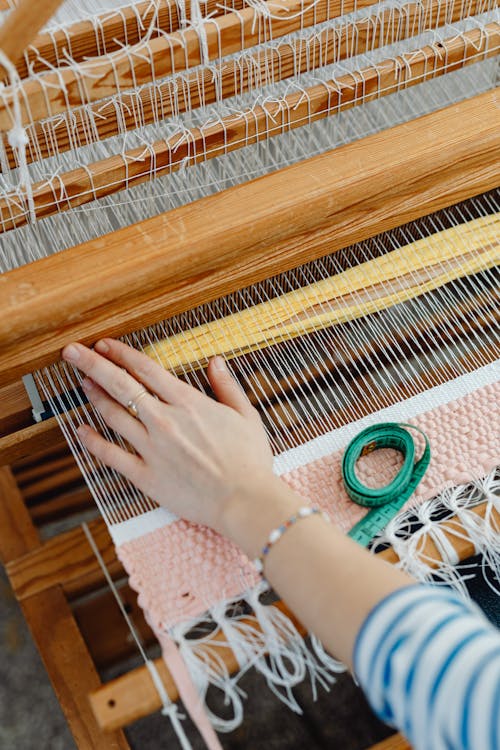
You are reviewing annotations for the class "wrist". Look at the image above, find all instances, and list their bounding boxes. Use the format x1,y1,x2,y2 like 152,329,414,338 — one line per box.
218,472,301,560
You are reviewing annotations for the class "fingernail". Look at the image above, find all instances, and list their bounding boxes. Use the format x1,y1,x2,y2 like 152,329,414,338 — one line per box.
95,339,109,354
77,424,89,437
213,356,227,371
81,377,93,392
63,343,81,363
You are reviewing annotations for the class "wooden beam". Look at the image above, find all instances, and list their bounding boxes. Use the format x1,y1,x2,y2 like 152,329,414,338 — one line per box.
3,0,247,80
29,486,94,524
368,736,411,750
0,415,66,464
0,0,378,129
1,24,497,230
0,89,498,385
15,0,247,79
21,463,83,501
88,500,495,731
7,516,123,600
16,451,75,484
4,0,480,167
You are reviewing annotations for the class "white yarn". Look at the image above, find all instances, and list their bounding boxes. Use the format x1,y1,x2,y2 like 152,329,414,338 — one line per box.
0,48,36,223
373,469,500,596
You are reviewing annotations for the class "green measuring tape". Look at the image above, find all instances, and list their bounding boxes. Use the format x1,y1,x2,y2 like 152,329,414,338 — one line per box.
343,423,431,547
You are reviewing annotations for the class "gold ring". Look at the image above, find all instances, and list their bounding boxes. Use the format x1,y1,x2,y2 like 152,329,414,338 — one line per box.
126,389,149,419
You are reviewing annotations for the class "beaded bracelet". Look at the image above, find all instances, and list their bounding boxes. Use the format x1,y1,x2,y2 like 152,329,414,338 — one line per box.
253,506,330,574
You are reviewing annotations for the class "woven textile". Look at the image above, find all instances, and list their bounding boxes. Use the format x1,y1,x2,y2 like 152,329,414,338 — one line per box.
118,381,500,629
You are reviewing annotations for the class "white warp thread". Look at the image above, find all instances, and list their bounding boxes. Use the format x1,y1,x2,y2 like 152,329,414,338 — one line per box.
0,48,36,223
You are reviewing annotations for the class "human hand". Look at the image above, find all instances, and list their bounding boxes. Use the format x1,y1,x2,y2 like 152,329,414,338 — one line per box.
61,339,274,535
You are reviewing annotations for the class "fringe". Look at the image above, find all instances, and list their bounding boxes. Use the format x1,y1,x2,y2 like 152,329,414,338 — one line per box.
159,470,499,745
372,469,500,596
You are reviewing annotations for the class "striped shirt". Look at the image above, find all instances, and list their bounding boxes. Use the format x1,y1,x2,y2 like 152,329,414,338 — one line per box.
354,585,500,750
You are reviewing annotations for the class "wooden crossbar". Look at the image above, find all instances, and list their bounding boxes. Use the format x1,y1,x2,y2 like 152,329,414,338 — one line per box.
0,415,67,463
6,516,122,600
0,90,498,385
370,738,412,750
0,0,376,129
1,23,497,231
4,0,476,169
14,0,248,79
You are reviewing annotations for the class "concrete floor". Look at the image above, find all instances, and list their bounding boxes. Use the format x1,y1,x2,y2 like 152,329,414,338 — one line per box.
1,557,498,750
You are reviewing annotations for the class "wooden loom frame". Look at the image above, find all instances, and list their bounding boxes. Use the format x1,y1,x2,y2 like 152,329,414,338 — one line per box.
0,91,498,747
0,0,499,745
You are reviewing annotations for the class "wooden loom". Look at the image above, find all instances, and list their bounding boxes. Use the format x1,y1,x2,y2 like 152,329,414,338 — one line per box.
0,0,499,747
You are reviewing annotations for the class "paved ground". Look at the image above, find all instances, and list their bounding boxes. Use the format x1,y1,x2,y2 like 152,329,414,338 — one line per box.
1,558,498,750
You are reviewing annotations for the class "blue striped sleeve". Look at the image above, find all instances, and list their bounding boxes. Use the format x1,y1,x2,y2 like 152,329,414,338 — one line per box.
353,584,500,750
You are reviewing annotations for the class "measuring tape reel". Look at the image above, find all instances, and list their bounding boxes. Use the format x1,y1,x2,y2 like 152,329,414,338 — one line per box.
343,423,431,547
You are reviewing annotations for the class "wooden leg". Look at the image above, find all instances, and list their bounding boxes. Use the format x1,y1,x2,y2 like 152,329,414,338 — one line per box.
20,587,130,750
0,466,130,750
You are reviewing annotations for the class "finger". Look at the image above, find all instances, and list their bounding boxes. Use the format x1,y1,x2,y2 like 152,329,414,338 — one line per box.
62,342,157,425
82,378,148,452
78,424,146,489
207,357,257,419
94,338,200,407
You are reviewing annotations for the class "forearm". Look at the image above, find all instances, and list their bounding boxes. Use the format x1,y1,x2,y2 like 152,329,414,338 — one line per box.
221,473,413,669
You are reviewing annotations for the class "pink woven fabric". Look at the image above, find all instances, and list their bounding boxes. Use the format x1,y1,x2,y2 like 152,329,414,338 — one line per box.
118,382,500,629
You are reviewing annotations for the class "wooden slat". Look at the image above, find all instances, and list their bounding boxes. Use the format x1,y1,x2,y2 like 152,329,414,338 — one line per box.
7,517,123,600
4,0,480,167
14,0,246,79
16,451,75,485
29,486,94,524
88,500,495,730
2,24,497,231
0,0,377,129
0,89,498,385
12,441,68,469
21,463,82,501
0,0,64,70
368,736,411,750
0,415,66,464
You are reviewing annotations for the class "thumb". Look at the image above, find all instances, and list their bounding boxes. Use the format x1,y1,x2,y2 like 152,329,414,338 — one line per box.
207,357,256,419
